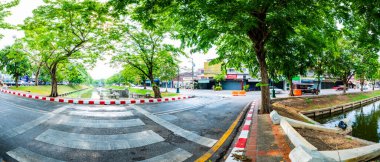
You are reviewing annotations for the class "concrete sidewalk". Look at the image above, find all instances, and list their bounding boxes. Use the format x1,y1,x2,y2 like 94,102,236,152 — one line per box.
226,101,294,162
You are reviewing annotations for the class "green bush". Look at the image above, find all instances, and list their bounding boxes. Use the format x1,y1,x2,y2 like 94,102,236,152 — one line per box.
214,86,222,91
244,85,250,91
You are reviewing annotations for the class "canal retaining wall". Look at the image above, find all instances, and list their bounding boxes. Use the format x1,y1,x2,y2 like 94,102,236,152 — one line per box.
271,90,380,103
301,96,380,118
58,88,89,97
270,110,380,162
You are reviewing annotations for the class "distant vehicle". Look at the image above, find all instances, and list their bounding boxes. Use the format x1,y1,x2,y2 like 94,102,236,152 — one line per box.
334,85,348,91
269,86,283,94
293,83,319,95
185,83,194,89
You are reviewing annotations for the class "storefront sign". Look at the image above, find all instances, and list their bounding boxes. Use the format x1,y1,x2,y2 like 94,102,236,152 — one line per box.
226,74,237,80
198,79,210,83
248,79,261,82
183,77,193,81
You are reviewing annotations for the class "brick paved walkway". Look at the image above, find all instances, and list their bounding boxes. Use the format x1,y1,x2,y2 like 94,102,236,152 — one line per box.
244,101,293,162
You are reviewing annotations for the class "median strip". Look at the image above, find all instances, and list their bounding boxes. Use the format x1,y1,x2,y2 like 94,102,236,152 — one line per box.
0,89,191,105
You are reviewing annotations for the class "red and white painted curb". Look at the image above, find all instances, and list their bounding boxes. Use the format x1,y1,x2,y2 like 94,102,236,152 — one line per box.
226,101,256,162
0,89,191,105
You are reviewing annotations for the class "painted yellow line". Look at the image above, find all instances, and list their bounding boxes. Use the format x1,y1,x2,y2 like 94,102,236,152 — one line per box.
195,102,251,162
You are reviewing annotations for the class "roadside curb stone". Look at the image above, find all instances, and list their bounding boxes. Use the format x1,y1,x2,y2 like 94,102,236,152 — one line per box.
289,146,335,162
0,89,191,105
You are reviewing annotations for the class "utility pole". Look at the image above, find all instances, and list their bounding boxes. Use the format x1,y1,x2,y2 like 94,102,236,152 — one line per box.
176,66,180,93
191,53,194,90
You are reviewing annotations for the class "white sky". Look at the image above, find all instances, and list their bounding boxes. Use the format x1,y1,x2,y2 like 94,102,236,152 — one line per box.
0,0,217,80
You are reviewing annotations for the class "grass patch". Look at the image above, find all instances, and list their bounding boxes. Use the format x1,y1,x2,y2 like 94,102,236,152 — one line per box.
272,91,380,122
272,90,380,121
129,88,152,94
347,91,380,102
105,85,179,97
161,92,179,97
65,88,93,98
10,85,89,96
282,91,380,111
105,85,127,90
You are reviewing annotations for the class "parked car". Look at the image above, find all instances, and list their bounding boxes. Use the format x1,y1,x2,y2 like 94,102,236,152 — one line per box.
334,85,348,91
361,85,369,90
269,86,283,94
293,83,319,95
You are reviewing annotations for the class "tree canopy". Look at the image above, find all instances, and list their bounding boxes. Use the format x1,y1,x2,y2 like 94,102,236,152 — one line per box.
22,0,110,96
0,0,19,38
0,43,31,87
111,21,182,98
109,0,340,113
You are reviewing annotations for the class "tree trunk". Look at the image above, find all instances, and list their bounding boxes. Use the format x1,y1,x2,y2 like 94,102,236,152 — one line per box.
152,85,162,98
288,77,294,96
150,77,161,98
248,11,271,114
49,63,59,97
35,65,41,86
15,75,19,88
165,81,168,92
343,77,348,94
373,80,376,91
258,62,270,113
360,78,364,92
317,77,321,91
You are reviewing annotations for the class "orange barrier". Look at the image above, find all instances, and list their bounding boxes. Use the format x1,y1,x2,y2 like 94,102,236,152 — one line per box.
238,91,246,96
293,89,302,96
232,90,247,96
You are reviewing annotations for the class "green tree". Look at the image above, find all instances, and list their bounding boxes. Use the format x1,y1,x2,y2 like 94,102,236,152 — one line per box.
339,0,380,44
0,0,19,38
0,45,31,87
22,0,109,97
267,33,310,96
328,35,357,94
120,64,147,88
354,47,379,92
111,23,183,98
157,58,178,92
109,0,336,113
63,63,92,84
302,22,338,92
213,74,225,87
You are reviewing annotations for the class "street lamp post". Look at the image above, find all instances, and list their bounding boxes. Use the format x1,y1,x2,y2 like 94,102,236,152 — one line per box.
191,54,194,90
176,66,180,93
271,79,276,98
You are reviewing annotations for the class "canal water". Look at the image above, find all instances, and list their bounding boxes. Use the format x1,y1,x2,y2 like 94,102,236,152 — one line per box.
64,88,100,99
315,101,380,143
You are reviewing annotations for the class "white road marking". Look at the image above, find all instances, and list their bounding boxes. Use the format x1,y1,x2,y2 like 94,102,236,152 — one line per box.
7,147,64,162
0,97,47,114
68,111,133,117
0,106,67,139
139,148,192,162
132,105,217,147
57,118,145,128
35,129,164,150
72,106,126,111
154,98,225,115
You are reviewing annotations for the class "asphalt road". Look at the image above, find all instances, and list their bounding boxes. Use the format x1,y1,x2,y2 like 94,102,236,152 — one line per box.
0,90,254,162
